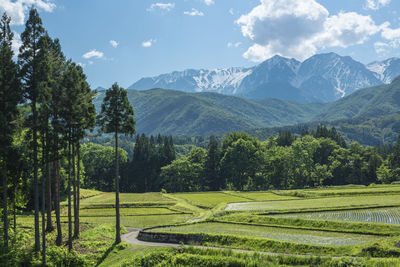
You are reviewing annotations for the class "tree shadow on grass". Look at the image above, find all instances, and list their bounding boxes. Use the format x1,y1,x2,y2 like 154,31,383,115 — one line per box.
95,243,116,266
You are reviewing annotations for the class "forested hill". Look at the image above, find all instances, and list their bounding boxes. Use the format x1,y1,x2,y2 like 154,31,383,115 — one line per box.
315,76,400,121
93,89,323,135
250,77,400,145
93,76,400,142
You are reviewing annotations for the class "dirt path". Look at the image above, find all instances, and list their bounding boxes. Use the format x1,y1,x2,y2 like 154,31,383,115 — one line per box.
122,227,181,247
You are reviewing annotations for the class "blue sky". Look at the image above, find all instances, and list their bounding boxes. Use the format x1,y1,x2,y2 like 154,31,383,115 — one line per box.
3,0,400,89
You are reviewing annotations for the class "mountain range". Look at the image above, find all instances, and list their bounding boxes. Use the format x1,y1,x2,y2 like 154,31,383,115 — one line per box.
128,53,400,103
93,75,400,144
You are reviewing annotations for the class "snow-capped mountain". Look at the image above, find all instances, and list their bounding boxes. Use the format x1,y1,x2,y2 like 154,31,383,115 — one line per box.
130,67,252,95
367,58,400,84
128,53,400,103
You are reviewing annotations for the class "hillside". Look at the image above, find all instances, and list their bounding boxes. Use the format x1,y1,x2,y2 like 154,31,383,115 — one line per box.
315,76,400,121
94,76,400,143
93,89,323,136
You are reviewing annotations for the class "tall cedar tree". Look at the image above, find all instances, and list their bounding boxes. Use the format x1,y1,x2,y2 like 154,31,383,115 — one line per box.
71,65,95,238
48,38,66,245
18,8,45,252
37,34,52,265
97,83,135,244
60,62,77,251
60,62,95,248
0,13,22,249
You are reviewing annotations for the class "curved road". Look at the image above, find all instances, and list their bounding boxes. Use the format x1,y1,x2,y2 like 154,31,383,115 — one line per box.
121,227,181,247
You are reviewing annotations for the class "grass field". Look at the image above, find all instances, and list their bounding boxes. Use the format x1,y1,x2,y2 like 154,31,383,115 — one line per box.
225,194,400,212
148,222,382,246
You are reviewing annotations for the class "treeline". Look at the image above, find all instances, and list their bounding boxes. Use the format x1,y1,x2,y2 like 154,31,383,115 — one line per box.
81,125,400,193
160,126,400,192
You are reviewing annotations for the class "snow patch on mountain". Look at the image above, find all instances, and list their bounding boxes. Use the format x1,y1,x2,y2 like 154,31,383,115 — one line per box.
192,68,253,94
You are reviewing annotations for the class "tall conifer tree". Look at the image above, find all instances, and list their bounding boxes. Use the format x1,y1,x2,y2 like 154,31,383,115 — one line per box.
18,7,45,252
97,83,135,243
0,12,22,249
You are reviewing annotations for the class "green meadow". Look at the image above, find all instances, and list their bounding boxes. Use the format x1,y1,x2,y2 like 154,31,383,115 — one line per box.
7,184,400,266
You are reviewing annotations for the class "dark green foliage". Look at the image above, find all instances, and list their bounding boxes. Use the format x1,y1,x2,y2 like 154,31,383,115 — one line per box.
276,131,295,147
121,134,176,193
159,147,206,192
0,12,22,249
97,83,135,136
204,136,221,190
81,143,128,191
220,133,263,190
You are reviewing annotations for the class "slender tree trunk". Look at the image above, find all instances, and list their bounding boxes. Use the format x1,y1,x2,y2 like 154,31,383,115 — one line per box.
115,131,121,244
67,136,72,251
33,104,40,251
72,141,78,237
46,159,53,232
76,142,81,238
2,161,8,248
13,196,16,235
54,159,62,246
41,142,46,265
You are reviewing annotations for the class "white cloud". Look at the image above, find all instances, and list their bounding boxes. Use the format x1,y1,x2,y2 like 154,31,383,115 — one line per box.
82,49,104,59
374,41,390,53
0,0,55,25
109,40,118,48
147,3,175,12
227,42,241,48
142,39,156,48
316,12,381,48
237,0,387,62
11,31,22,56
184,8,204,16
204,0,214,5
229,8,234,15
365,0,390,10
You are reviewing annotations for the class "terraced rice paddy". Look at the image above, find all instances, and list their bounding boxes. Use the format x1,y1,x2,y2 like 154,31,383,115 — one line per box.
292,185,400,197
78,192,174,205
149,222,382,246
225,194,400,212
275,207,400,225
61,207,184,217
172,192,250,208
224,191,299,201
